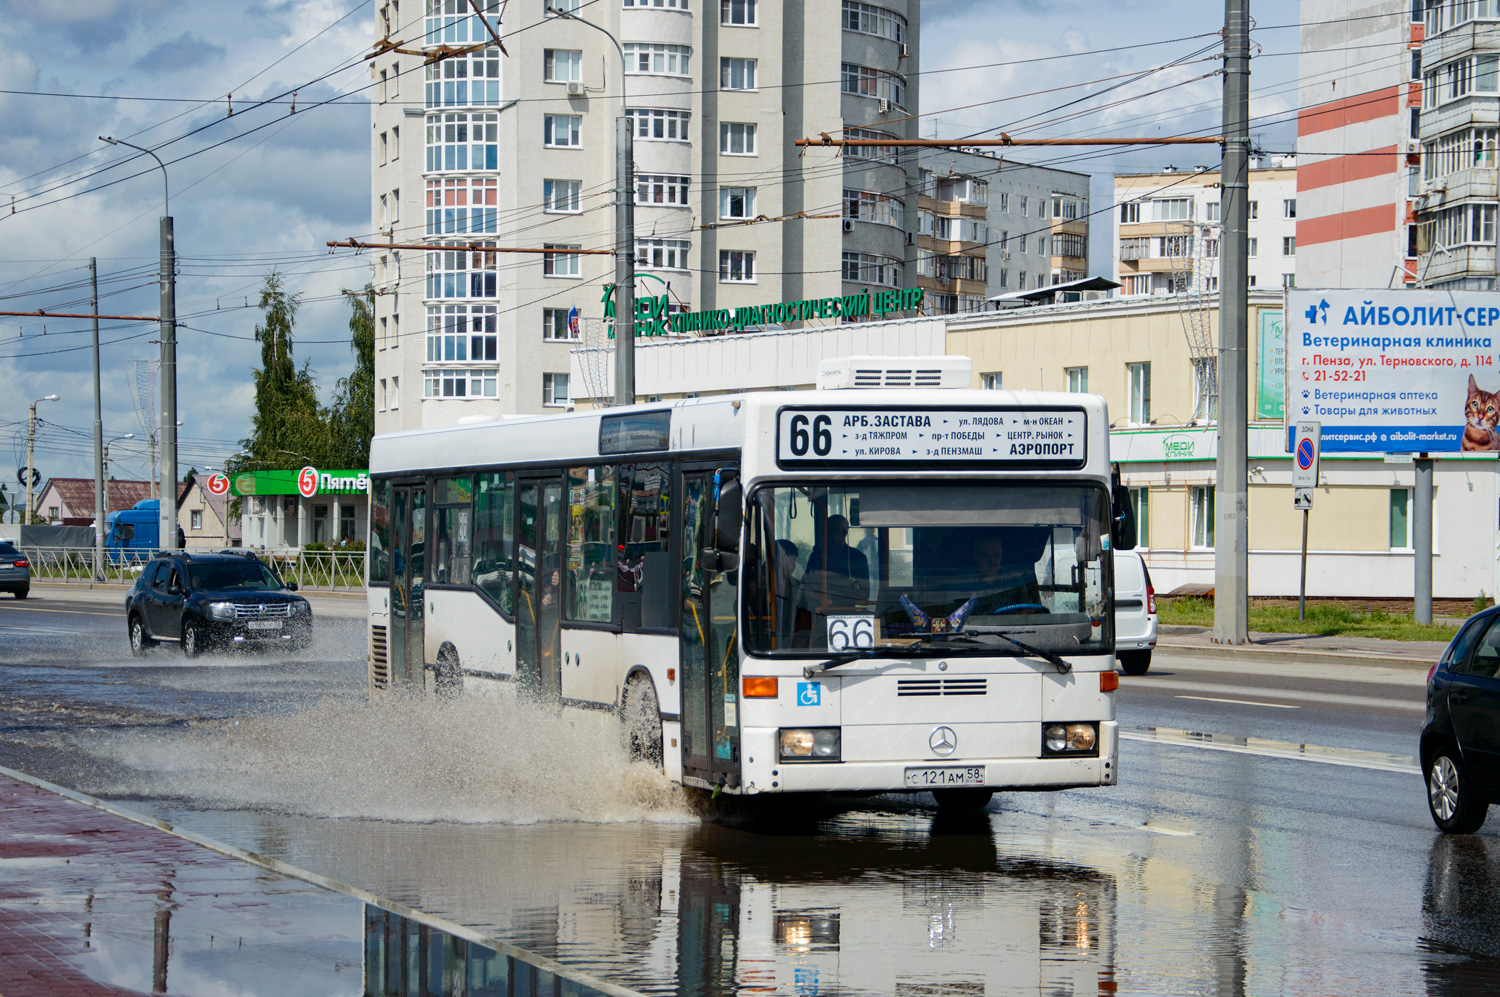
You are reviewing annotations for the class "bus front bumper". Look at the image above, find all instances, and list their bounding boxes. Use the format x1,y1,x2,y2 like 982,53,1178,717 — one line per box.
737,720,1118,795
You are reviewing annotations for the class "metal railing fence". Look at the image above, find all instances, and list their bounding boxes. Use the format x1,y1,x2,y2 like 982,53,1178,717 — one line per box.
18,546,368,593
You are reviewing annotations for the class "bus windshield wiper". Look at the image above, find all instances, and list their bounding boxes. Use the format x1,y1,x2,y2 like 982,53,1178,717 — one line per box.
959,627,1072,673
802,650,878,679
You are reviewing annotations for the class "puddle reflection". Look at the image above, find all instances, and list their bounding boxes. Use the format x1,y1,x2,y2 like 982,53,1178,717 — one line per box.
1422,833,1500,994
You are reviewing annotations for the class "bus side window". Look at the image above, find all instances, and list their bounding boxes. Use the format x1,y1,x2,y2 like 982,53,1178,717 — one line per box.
566,465,616,625
473,472,515,616
432,476,474,586
369,479,391,583
617,463,673,631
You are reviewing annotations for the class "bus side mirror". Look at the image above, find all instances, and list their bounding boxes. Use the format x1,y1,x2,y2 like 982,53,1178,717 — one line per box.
714,477,742,553
699,548,739,573
1111,482,1137,551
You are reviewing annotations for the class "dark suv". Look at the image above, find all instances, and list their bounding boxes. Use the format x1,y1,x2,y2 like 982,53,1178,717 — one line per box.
1423,606,1500,833
125,551,312,657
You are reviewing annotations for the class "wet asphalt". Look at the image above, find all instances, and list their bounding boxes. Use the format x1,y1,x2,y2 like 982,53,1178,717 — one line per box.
1,587,1498,996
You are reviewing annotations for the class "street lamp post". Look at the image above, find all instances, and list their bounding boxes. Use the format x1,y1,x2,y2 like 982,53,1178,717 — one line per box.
547,7,635,405
101,136,179,549
25,394,59,525
102,433,136,517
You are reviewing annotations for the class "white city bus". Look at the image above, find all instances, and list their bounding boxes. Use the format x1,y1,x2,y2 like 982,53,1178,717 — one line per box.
366,359,1134,808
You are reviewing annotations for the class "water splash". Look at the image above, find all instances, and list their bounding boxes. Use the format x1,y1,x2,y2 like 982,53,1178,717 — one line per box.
81,693,696,825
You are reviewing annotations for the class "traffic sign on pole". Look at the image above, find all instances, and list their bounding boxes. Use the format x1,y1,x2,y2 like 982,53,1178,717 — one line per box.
1292,421,1321,492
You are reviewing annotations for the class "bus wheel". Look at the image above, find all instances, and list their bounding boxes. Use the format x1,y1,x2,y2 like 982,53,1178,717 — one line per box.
622,676,663,768
434,645,463,699
933,788,993,812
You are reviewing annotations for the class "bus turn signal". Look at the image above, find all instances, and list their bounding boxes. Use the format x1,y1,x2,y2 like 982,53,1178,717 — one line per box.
1100,671,1119,692
743,676,779,698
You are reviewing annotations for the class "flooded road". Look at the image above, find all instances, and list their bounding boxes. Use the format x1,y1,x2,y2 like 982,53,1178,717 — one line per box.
3,590,1500,995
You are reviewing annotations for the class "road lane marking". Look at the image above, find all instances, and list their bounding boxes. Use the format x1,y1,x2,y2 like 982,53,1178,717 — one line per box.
0,625,92,635
1120,677,1423,713
1175,695,1300,709
1121,727,1420,774
0,607,122,617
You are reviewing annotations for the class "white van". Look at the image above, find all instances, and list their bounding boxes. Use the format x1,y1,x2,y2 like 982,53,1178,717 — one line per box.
1114,549,1157,675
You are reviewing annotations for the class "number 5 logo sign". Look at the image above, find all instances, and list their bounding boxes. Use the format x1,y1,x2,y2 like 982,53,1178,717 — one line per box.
297,466,319,498
826,615,875,651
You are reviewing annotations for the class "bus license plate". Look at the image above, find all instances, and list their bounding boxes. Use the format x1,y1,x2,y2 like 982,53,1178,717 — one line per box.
904,766,985,788
247,620,282,631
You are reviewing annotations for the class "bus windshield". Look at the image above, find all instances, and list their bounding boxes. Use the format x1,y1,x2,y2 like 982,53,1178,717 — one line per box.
745,482,1113,656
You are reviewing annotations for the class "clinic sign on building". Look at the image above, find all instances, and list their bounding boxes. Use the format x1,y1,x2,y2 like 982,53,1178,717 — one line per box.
1286,289,1500,453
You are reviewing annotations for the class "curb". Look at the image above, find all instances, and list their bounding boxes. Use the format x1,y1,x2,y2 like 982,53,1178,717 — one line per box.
1155,639,1437,669
29,580,367,600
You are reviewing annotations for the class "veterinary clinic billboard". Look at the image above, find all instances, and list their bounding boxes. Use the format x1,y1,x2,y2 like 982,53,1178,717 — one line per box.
1286,289,1500,454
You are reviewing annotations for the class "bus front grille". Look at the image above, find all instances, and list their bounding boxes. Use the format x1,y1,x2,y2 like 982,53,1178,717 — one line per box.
897,678,987,697
370,625,389,690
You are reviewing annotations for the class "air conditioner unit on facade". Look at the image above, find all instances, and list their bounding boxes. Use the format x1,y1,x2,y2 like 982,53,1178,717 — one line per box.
843,219,853,232
878,98,890,114
899,43,909,59
566,81,585,96
1429,177,1448,193
1402,137,1421,155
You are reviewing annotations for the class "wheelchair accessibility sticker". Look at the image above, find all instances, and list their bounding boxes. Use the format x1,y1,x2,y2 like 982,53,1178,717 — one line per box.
797,682,821,706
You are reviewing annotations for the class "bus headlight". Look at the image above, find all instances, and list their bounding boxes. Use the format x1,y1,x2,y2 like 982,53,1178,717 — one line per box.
778,727,841,762
1042,722,1098,755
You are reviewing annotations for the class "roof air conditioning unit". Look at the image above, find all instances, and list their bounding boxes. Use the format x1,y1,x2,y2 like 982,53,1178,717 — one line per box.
817,355,974,390
566,81,585,96
878,98,890,114
842,219,854,232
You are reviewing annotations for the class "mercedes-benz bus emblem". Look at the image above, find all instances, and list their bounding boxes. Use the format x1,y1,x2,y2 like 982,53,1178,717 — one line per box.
929,726,957,756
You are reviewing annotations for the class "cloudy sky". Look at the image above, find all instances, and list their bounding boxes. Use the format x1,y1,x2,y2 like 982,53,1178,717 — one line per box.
0,0,1301,503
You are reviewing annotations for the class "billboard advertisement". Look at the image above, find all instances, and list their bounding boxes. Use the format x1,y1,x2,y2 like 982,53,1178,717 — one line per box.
1286,289,1500,453
1256,309,1285,421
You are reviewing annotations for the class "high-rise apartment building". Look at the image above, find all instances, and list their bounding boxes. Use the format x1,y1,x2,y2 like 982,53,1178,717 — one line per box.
1295,0,1422,289
370,0,921,433
1113,162,1299,296
912,148,1089,313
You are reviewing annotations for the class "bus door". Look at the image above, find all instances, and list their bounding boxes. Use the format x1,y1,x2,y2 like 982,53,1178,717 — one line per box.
388,482,426,687
516,475,564,700
680,468,741,787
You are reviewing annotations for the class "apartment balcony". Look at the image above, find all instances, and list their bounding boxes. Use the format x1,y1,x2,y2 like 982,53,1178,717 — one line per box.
1051,218,1087,237
1117,221,1182,239
1425,168,1500,204
1421,94,1500,141
918,194,987,219
1422,20,1500,69
1421,244,1499,283
1119,257,1186,274
1051,254,1087,271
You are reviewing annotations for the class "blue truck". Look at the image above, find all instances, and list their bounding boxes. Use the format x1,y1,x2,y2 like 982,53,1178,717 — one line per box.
104,499,162,562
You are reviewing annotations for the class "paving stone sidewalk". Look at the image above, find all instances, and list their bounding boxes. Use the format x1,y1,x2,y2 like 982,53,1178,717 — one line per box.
1156,625,1450,667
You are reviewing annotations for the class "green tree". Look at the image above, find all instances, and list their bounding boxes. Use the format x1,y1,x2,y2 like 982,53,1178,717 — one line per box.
233,271,329,473
328,285,376,468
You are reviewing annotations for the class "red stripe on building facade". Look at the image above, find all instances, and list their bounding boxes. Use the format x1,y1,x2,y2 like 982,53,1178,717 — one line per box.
1297,146,1401,191
1297,203,1401,247
1297,86,1402,137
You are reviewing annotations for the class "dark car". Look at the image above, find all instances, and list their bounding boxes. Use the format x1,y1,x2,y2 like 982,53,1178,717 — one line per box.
1422,606,1500,833
125,551,311,658
0,542,30,599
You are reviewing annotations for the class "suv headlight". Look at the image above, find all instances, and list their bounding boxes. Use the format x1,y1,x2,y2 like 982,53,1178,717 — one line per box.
778,728,840,762
290,600,311,616
1042,722,1098,755
206,602,236,621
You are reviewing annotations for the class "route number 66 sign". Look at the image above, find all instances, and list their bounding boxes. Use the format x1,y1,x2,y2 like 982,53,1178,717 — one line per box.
827,615,876,651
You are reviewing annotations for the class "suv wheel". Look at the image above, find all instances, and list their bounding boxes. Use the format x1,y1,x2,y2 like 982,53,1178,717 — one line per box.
182,619,204,659
128,615,154,657
1428,748,1489,834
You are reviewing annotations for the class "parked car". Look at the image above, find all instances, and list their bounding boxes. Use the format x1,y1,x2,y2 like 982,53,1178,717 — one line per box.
125,550,311,657
0,542,30,599
1422,606,1500,833
1114,548,1157,675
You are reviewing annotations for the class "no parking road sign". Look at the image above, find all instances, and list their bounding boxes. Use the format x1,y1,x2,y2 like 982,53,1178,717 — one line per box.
1292,420,1321,508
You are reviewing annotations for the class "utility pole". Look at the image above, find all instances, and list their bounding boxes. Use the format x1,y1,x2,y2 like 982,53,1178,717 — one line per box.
1415,454,1433,623
1214,0,1251,644
614,118,635,406
25,394,58,525
91,258,105,581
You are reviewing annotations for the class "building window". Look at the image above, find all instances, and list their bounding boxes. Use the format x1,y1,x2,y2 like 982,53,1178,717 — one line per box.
543,307,578,341
1283,273,1296,289
636,238,692,270
1248,200,1259,220
379,377,387,410
721,0,756,24
636,173,690,206
1206,201,1220,222
842,251,902,289
426,47,501,107
843,188,905,228
544,48,582,82
543,245,581,277
1019,196,1028,216
380,130,388,165
998,269,1008,289
625,0,689,7
1248,237,1258,257
981,372,1002,390
720,121,757,155
628,107,692,141
426,243,498,298
426,177,498,235
840,63,906,108
1066,366,1088,393
1153,198,1192,221
720,57,757,89
1128,361,1151,424
1018,271,1027,289
544,178,581,213
1421,201,1500,248
427,303,498,363
998,192,1009,212
426,111,499,171
843,126,898,163
1283,198,1297,219
1390,488,1412,549
1130,487,1150,548
1283,236,1296,256
720,186,756,219
625,42,692,76
1191,486,1215,549
425,368,498,399
842,0,907,42
391,376,400,408
719,250,756,282
1119,200,1139,223
191,510,203,530
1018,234,1027,254
543,114,582,148
390,126,400,159
544,373,570,407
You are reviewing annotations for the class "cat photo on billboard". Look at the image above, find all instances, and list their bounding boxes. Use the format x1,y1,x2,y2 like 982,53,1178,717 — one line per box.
1462,374,1500,451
